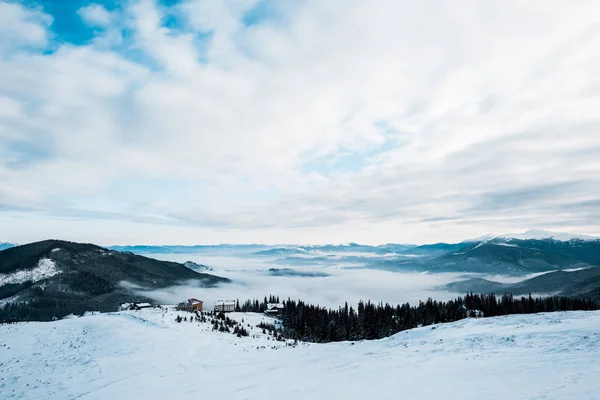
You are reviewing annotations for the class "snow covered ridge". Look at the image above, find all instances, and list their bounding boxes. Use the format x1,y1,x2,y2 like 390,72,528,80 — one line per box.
500,229,599,241
183,261,214,272
469,229,599,242
0,258,60,286
0,241,15,251
1,310,600,399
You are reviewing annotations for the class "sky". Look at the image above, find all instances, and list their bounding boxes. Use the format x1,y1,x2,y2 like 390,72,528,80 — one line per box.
1,0,600,246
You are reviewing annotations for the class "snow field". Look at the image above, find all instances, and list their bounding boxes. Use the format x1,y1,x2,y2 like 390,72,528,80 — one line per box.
1,309,600,399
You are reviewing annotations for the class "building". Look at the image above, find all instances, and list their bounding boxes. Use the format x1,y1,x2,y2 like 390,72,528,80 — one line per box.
460,304,484,318
120,302,152,311
214,300,236,313
177,298,204,312
264,303,284,316
467,309,484,318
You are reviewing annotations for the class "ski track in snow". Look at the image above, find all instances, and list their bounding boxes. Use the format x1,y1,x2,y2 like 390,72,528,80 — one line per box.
0,258,60,286
1,310,600,400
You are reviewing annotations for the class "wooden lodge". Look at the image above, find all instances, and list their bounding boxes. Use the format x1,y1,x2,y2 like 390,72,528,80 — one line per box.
177,298,204,312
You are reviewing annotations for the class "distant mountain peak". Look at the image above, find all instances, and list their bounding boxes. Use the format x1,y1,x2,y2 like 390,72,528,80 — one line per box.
464,234,498,242
467,229,598,243
0,241,16,251
499,229,598,241
183,261,214,272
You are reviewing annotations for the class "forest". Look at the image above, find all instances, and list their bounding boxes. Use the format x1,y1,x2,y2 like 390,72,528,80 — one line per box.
2,292,598,341
238,293,599,343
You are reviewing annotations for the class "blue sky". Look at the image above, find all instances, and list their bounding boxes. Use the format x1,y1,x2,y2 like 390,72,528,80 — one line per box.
1,0,600,245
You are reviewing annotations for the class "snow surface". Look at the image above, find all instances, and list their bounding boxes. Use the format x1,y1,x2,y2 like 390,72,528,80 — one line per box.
0,258,60,286
1,309,600,399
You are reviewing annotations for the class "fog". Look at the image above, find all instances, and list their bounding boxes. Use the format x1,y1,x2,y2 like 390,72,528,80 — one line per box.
136,253,476,309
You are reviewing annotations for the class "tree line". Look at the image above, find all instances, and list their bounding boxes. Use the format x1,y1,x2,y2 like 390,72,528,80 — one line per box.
238,293,599,343
2,292,597,339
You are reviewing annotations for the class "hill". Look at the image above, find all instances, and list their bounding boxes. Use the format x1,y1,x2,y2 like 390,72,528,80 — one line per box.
0,240,229,321
1,309,599,399
444,267,600,299
427,238,600,275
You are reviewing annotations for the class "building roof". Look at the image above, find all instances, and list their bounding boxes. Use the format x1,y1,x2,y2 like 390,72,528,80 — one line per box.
188,298,203,304
214,300,236,306
266,303,284,309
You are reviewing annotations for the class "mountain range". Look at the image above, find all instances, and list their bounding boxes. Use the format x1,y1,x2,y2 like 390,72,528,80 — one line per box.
443,266,600,300
2,230,599,320
246,232,600,276
5,230,599,278
423,238,600,274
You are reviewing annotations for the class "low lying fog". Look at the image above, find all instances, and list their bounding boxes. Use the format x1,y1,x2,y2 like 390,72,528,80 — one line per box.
134,253,544,309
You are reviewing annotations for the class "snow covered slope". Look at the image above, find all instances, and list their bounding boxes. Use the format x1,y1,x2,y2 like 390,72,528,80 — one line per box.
0,258,60,286
2,309,600,399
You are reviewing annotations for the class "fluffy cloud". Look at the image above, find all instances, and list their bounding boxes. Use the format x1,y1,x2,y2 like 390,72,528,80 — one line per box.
1,0,599,245
77,3,113,27
0,2,51,52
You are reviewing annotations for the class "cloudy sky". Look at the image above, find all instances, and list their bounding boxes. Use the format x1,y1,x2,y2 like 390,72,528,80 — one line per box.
1,0,599,245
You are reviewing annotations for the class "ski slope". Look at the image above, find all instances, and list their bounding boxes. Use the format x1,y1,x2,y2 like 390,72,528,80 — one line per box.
1,309,600,400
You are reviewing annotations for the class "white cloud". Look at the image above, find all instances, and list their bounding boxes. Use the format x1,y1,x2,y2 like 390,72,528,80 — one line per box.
1,0,600,244
77,3,113,27
0,96,23,119
0,2,51,52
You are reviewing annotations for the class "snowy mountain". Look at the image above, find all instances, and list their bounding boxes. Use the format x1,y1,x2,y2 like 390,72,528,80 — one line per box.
106,230,600,277
430,229,600,276
108,244,271,255
501,229,599,241
0,241,15,251
183,261,214,272
1,308,599,399
469,229,599,242
444,266,600,299
432,240,597,275
253,243,414,257
0,240,229,320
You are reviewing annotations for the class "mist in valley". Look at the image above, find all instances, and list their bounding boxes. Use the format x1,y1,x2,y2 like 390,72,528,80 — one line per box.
136,251,546,309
